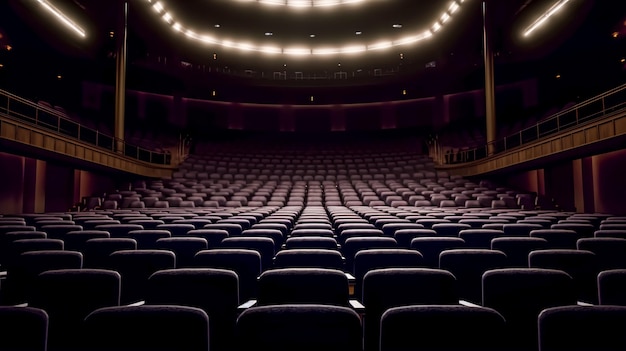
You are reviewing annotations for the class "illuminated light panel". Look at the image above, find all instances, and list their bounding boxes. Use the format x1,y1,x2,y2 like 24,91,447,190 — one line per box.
523,0,571,37
143,0,464,56
36,0,86,38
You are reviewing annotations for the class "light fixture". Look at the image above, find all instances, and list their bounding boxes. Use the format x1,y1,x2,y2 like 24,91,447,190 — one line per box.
613,32,620,38
143,0,465,56
523,0,571,37
621,58,625,63
36,0,86,38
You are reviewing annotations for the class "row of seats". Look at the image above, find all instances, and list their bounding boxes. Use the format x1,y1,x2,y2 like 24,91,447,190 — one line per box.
3,266,626,351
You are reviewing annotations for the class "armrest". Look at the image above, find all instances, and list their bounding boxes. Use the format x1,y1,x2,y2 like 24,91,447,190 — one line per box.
13,303,28,308
349,299,365,313
0,271,7,278
345,273,355,296
459,300,481,308
577,301,594,307
126,300,145,307
238,299,257,311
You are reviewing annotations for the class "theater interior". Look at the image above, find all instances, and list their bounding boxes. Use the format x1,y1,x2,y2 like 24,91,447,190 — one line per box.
0,1,626,350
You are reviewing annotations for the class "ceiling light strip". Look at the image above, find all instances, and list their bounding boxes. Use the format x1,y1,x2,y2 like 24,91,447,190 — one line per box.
36,0,86,38
146,0,465,56
523,0,571,37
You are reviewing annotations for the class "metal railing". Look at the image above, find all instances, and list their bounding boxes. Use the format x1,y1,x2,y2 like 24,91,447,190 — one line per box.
0,89,172,165
444,83,626,164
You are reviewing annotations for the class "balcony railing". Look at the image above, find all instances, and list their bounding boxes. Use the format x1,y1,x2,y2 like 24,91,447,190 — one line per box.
0,90,171,165
444,83,626,164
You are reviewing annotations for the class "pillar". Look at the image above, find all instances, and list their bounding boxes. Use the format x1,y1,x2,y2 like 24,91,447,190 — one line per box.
483,1,497,155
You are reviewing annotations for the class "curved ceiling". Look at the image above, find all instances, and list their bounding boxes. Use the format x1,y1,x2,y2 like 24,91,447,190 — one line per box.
1,0,625,95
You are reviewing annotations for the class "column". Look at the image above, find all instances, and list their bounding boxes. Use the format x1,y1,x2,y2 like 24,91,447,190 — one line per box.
483,1,497,155
114,1,128,154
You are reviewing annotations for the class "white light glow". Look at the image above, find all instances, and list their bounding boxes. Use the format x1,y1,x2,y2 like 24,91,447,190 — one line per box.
284,47,312,56
36,0,86,38
143,0,464,57
524,0,571,37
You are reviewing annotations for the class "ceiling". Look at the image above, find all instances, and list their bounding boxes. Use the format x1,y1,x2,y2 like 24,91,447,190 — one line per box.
1,0,625,94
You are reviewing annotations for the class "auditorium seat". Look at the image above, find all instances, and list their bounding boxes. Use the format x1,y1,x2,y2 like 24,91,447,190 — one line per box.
597,269,626,305
362,268,458,351
83,305,209,351
82,238,137,269
490,237,549,267
353,249,423,298
529,249,598,303
155,237,208,268
194,249,261,301
106,250,176,304
439,249,508,304
577,237,626,270
538,305,626,351
146,268,238,351
380,305,506,351
482,268,577,351
0,306,49,351
236,304,362,351
31,269,121,351
410,237,466,268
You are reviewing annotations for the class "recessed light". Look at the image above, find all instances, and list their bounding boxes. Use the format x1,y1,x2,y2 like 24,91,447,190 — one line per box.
310,34,316,38
214,24,221,28
265,32,273,36
355,31,362,35
392,24,402,28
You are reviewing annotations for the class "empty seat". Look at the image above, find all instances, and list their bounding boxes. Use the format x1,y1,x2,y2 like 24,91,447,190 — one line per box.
490,237,550,267
146,268,238,351
482,268,577,351
194,249,261,301
458,229,504,249
284,236,338,250
530,229,585,249
220,237,275,271
410,237,465,268
273,249,345,270
598,269,626,305
236,304,362,351
380,305,506,351
63,230,110,251
2,250,83,305
82,238,137,269
538,305,626,351
155,237,208,268
0,306,49,351
529,249,598,303
255,268,350,306
83,305,209,351
107,250,176,304
577,237,626,270
363,268,458,351
353,249,423,298
439,249,508,304
30,269,121,351
342,237,397,273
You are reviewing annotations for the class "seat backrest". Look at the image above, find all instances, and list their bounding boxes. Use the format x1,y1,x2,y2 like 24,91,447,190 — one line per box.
273,249,345,270
538,306,626,351
236,304,362,351
490,237,549,267
380,305,506,351
598,269,626,305
146,268,239,351
529,249,598,303
439,249,508,304
84,305,209,351
0,306,49,351
107,250,176,304
257,268,348,306
410,237,466,268
482,268,576,350
193,249,261,301
31,269,121,350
